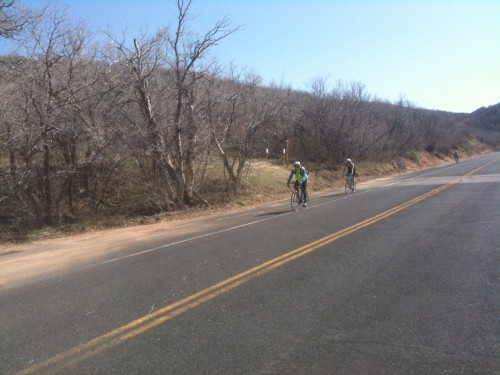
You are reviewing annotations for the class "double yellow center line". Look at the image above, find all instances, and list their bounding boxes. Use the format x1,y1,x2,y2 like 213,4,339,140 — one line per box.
17,160,496,375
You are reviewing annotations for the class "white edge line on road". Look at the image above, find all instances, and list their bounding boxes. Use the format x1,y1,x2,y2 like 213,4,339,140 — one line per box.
99,216,290,265
96,189,373,267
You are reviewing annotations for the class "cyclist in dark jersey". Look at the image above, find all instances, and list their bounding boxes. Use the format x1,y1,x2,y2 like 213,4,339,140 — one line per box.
343,158,356,186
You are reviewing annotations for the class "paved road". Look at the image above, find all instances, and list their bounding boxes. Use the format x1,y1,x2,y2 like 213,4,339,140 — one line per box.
1,153,499,375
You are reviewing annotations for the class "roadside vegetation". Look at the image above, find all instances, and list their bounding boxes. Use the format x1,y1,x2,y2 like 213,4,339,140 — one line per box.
0,141,491,245
0,0,498,244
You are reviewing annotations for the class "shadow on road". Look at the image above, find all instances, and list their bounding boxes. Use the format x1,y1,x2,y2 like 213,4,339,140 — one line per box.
324,192,348,197
256,210,290,217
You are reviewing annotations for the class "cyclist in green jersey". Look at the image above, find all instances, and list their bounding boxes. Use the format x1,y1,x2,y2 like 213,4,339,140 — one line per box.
287,161,308,207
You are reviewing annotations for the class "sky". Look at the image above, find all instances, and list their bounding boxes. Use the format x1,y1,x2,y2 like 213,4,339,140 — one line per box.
5,0,500,113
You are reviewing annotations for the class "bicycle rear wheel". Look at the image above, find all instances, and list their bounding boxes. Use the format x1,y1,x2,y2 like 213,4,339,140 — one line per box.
291,191,300,210
345,179,351,194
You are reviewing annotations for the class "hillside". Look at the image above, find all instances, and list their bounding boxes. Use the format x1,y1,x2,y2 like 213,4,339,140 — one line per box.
467,103,500,132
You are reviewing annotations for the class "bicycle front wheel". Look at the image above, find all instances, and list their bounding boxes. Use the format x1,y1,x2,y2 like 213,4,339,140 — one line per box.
291,191,300,210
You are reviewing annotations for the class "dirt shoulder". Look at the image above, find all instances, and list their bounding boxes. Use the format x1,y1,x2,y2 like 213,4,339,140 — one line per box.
0,201,275,288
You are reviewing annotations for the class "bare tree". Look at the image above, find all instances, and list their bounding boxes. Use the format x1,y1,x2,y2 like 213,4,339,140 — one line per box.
0,0,32,38
167,0,240,204
206,68,292,193
2,6,114,226
300,77,336,161
105,28,182,211
104,0,240,209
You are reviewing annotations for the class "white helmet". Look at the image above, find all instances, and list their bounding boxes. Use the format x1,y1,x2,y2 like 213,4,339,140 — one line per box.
347,158,352,162
293,161,301,167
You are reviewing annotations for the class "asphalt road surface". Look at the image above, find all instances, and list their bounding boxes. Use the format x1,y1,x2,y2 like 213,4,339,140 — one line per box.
1,153,498,375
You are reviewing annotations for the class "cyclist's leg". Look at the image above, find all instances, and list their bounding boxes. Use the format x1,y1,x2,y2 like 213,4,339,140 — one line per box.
302,180,308,204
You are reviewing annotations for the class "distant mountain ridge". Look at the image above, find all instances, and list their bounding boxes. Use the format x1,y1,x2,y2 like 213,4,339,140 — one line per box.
466,103,500,132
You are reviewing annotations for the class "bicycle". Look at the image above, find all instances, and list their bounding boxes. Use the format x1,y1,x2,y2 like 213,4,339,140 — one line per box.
344,174,356,194
290,181,308,211
454,154,459,164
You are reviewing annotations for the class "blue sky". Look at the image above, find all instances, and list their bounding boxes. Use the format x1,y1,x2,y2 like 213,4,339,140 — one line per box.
6,0,500,113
